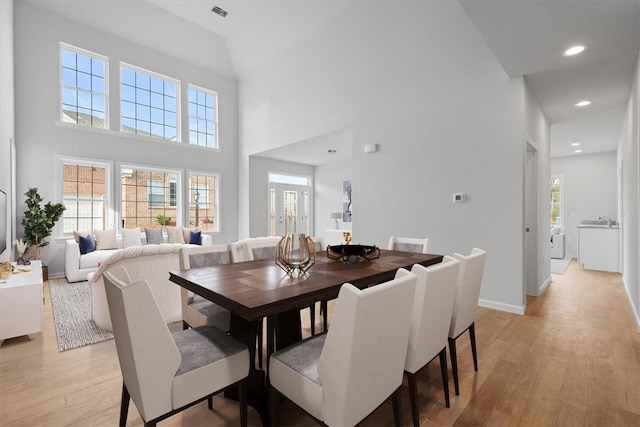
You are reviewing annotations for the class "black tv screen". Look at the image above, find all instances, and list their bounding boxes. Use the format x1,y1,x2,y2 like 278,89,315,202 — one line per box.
0,190,6,256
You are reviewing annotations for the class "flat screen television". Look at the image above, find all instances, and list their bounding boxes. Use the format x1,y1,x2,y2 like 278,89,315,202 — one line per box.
0,190,7,256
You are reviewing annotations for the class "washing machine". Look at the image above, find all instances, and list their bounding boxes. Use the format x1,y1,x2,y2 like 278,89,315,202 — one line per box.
551,232,565,259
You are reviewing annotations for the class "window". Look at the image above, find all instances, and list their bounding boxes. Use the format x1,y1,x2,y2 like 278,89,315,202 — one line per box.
188,85,218,148
59,157,110,234
148,180,166,207
121,64,179,141
550,174,564,228
60,43,107,128
188,173,219,231
121,166,180,229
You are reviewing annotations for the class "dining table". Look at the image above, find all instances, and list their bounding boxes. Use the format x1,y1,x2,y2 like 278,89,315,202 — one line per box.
169,248,443,423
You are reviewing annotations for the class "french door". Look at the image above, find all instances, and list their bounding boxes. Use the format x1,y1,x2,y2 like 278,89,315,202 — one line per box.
269,183,312,236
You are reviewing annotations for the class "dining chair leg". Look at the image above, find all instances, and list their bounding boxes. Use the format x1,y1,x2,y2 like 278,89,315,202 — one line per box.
266,316,275,375
391,386,403,427
257,318,264,369
438,347,450,407
309,303,316,336
469,322,478,371
239,379,248,427
406,371,420,427
448,337,460,396
208,395,213,410
119,383,130,427
268,384,280,427
321,300,328,332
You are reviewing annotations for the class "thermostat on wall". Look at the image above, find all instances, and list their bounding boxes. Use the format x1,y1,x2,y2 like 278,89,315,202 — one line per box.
453,193,466,203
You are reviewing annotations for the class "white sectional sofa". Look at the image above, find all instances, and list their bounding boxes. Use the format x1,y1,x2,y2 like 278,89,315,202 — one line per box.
65,231,212,282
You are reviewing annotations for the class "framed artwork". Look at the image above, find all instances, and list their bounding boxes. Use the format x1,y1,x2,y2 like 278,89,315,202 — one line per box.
343,180,352,222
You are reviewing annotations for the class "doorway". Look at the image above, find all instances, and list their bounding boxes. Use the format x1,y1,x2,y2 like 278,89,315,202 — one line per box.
268,173,313,236
525,142,539,301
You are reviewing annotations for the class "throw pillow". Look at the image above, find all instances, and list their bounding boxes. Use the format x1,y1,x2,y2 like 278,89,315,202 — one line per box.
182,227,200,244
121,227,142,248
189,230,202,245
93,229,117,250
78,234,96,255
73,230,92,243
167,226,185,244
145,227,163,244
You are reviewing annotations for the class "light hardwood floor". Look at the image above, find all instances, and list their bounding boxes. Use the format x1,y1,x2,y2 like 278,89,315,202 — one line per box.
0,259,639,426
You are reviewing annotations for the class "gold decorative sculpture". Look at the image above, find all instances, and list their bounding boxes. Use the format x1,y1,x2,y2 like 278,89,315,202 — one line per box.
275,234,317,277
342,231,352,245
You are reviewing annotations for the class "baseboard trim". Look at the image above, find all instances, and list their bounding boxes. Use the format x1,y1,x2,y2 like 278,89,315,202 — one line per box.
538,276,552,295
622,276,640,331
478,298,525,315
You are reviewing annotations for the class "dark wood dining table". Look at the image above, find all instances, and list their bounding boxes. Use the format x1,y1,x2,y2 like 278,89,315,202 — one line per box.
169,249,443,423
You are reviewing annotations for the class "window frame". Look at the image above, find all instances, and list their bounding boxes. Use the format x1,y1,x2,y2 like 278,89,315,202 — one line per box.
57,155,113,237
188,84,219,149
59,42,109,129
119,62,181,142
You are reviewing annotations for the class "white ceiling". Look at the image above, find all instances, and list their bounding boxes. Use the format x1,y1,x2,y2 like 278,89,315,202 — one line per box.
458,0,640,158
28,0,640,161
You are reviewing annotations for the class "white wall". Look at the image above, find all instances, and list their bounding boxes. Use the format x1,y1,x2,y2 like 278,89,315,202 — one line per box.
551,152,618,257
0,0,14,261
617,53,640,329
239,2,533,313
13,2,239,277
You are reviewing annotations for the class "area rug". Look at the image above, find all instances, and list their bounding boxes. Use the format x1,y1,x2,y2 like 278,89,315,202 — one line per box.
550,257,571,274
49,278,113,352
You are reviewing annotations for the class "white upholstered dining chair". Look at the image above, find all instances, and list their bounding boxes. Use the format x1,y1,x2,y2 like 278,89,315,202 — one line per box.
178,244,232,331
268,269,418,427
103,266,250,427
400,257,460,426
448,247,487,396
388,236,431,253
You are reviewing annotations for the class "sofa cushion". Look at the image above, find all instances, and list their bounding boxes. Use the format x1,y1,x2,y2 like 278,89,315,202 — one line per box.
145,227,164,244
73,230,92,243
122,227,142,248
167,226,185,244
183,227,201,244
94,229,117,250
189,230,202,245
79,234,96,255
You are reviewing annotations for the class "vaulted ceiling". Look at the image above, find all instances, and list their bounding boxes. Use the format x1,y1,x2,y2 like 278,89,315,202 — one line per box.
26,0,640,160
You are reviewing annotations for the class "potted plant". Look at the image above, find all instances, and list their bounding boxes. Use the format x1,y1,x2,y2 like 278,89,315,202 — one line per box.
21,187,65,279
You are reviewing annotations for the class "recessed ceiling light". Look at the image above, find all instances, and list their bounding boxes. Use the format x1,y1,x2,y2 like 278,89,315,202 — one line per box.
574,149,583,154
571,141,581,146
211,5,228,17
575,100,591,107
563,45,586,56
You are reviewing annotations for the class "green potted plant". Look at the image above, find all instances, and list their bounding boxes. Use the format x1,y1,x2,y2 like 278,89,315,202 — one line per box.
21,188,66,279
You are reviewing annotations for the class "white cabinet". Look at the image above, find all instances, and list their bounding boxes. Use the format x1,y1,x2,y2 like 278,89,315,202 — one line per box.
577,227,619,272
0,261,43,344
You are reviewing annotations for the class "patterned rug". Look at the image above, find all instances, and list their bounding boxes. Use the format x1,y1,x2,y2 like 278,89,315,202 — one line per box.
49,278,113,352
